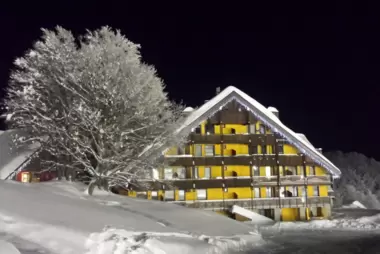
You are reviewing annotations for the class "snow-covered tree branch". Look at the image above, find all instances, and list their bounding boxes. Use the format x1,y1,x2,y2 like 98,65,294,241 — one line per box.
5,26,185,193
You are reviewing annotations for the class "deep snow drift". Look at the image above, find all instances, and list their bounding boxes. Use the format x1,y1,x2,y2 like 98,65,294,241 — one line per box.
0,180,262,254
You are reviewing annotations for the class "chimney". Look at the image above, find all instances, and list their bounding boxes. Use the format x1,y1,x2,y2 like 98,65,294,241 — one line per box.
317,148,323,154
267,106,279,119
216,87,221,95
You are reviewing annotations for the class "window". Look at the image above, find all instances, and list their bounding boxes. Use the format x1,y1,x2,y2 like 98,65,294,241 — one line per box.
196,189,207,200
164,168,173,179
292,186,298,197
265,166,271,177
300,186,306,197
151,191,158,200
230,128,236,134
252,166,260,176
254,187,260,198
205,122,214,134
259,125,266,134
204,167,211,179
152,168,159,179
192,167,199,179
205,145,214,156
266,187,272,197
164,190,175,201
177,168,186,179
309,166,316,175
178,190,185,201
261,145,267,154
194,145,202,156
194,126,201,134
313,186,319,196
251,145,258,154
250,124,256,134
277,143,284,154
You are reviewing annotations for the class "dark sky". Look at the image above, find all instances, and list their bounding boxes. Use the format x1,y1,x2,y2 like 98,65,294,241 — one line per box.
1,1,379,159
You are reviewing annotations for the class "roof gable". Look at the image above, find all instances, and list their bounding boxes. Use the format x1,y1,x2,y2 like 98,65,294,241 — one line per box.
175,86,341,178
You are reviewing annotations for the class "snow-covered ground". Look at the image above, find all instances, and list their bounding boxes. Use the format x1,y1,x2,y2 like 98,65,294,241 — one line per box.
3,180,380,254
0,180,263,254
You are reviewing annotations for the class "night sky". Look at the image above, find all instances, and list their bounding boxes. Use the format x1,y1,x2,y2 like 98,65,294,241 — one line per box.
1,2,379,159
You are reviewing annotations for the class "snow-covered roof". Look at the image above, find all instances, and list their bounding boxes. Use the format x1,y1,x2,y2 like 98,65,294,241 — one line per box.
296,133,313,147
0,129,40,180
175,86,341,178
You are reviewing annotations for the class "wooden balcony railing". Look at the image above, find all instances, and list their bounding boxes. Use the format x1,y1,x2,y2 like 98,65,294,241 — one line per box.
168,196,332,210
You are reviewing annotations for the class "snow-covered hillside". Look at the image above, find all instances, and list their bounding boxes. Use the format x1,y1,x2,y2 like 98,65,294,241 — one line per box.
325,151,380,209
0,180,262,254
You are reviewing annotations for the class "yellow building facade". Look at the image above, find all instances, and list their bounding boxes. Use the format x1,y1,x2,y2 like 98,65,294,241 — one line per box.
120,86,341,222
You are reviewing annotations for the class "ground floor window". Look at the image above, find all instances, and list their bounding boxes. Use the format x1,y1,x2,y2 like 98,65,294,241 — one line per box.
196,189,207,200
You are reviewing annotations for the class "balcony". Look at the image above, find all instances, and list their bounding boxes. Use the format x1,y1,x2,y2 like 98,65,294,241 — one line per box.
252,176,278,186
306,175,332,184
189,133,276,145
279,175,306,185
166,154,303,167
169,196,332,210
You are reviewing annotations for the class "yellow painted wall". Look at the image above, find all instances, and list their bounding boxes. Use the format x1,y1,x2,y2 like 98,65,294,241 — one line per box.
307,186,313,197
165,147,178,155
207,188,224,199
214,124,248,134
185,191,196,201
281,208,298,221
211,166,222,178
228,187,252,199
224,165,250,177
224,144,249,155
316,166,326,175
284,144,298,154
319,185,328,197
260,187,267,198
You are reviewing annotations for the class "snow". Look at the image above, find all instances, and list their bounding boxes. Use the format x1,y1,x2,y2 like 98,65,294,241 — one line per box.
0,130,40,180
343,201,367,209
183,107,194,113
174,86,341,177
0,180,263,253
267,106,278,112
0,240,21,254
231,205,274,226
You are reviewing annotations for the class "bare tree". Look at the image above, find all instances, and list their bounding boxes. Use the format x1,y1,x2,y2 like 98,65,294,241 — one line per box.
5,26,185,193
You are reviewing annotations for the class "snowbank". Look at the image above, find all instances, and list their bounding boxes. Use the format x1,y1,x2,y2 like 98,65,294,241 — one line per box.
342,201,367,209
0,240,21,254
231,205,274,226
0,180,264,253
268,213,380,232
85,228,259,254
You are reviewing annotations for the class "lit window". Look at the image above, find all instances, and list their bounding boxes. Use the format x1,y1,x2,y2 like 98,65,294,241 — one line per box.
266,187,272,197
196,189,207,200
178,190,185,201
194,145,202,156
192,167,199,179
204,167,211,179
313,186,319,196
309,166,316,175
254,187,260,198
164,168,172,179
205,145,214,156
252,166,260,176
